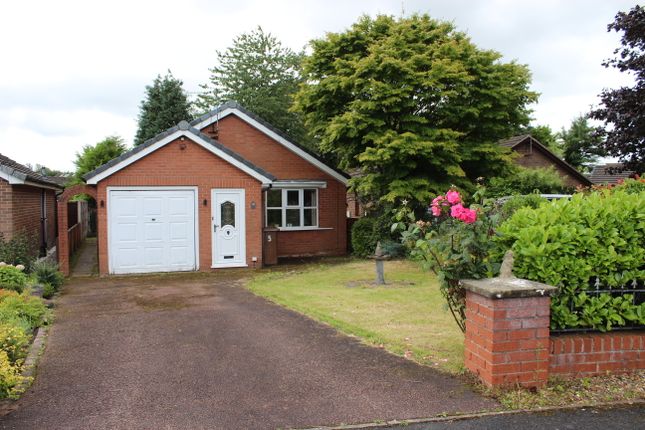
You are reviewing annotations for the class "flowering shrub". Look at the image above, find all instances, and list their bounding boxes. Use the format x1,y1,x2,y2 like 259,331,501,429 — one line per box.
394,187,499,332
0,265,28,293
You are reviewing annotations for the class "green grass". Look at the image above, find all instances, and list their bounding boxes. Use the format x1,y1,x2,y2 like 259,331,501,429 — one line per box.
247,259,464,373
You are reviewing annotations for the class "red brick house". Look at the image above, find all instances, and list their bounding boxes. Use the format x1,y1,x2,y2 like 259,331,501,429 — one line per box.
0,154,63,256
75,102,349,275
499,135,592,188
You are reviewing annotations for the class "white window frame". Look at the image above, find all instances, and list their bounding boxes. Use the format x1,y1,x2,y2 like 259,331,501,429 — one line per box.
265,188,319,230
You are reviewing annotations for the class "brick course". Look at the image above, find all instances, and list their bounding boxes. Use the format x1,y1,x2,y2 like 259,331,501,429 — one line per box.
550,331,645,377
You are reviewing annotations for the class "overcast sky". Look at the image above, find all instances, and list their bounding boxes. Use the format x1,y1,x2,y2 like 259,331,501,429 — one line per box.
0,0,636,172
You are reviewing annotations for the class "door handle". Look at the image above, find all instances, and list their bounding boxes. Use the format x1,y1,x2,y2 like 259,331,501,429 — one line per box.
214,224,219,232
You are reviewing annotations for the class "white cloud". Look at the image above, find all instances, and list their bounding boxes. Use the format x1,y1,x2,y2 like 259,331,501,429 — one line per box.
0,0,638,171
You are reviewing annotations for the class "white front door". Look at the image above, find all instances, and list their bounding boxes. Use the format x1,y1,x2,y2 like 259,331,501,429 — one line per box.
211,189,246,268
108,188,197,274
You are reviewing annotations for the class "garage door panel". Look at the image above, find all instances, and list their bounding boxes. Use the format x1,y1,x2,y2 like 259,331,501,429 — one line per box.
109,189,196,274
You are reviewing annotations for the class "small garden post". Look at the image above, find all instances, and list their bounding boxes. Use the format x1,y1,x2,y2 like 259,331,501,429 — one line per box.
369,241,390,285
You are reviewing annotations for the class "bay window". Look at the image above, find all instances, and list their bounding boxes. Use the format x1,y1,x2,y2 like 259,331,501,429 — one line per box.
266,188,318,229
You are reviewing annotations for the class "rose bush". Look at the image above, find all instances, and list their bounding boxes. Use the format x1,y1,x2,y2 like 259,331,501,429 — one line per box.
394,187,499,332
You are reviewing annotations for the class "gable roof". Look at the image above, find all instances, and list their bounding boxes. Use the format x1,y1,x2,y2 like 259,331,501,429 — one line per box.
83,121,276,185
498,135,592,186
0,153,64,190
191,101,350,185
588,163,636,185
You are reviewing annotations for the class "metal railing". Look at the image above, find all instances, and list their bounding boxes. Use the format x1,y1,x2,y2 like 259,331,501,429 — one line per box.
551,277,645,334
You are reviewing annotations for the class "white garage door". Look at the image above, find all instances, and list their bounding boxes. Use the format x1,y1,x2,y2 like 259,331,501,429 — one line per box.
108,189,197,274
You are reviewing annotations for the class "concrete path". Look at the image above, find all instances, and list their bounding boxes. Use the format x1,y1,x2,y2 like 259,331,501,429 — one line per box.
70,237,97,276
0,273,496,429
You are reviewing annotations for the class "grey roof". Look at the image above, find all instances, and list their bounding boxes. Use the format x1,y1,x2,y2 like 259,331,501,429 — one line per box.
498,134,531,148
0,153,64,189
588,163,636,185
192,101,351,180
498,134,592,186
82,121,276,182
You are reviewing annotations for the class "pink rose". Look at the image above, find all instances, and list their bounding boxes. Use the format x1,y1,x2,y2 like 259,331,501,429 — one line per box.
446,190,461,205
461,208,477,224
431,204,442,217
450,203,465,218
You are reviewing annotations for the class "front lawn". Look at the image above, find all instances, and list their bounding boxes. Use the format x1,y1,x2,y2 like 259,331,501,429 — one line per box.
247,259,464,373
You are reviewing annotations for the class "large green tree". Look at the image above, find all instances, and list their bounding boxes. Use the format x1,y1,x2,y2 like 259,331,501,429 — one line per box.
294,14,537,206
559,115,604,171
135,71,192,146
196,27,309,144
589,5,645,173
73,136,127,183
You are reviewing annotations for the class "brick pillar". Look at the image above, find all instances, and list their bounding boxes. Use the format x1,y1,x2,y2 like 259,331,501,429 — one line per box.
462,277,557,389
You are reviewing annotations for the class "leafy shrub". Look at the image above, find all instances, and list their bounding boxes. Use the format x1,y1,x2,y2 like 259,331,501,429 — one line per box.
497,194,548,222
0,266,28,293
497,189,645,331
0,323,30,364
0,350,26,399
0,233,38,271
351,217,380,257
0,294,49,330
31,260,64,290
487,166,571,198
42,284,56,300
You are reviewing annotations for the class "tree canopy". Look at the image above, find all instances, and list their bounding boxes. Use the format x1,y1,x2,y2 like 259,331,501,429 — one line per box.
559,115,604,171
196,27,310,145
73,136,127,183
589,5,645,173
134,71,192,146
294,14,538,207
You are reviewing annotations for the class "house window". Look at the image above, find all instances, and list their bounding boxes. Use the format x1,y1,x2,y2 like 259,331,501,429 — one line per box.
266,189,318,229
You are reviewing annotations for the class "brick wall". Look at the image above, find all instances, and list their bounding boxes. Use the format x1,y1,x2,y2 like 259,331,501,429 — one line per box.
0,179,12,240
0,179,58,251
464,291,551,388
512,141,586,188
202,115,347,258
464,285,645,389
550,331,645,377
96,138,264,275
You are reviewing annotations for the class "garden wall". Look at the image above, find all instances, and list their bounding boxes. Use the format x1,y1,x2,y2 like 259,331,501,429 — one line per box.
550,331,645,378
462,278,645,389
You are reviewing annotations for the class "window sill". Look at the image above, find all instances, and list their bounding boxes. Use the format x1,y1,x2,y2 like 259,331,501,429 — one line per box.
275,227,334,232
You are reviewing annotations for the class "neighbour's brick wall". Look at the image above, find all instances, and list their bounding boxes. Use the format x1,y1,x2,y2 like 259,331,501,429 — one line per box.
96,137,263,275
550,331,645,378
0,180,58,251
464,291,551,388
202,115,347,257
512,141,586,188
0,179,12,240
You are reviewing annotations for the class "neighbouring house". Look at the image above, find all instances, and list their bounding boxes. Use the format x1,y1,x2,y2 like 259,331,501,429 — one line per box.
588,163,637,185
499,134,592,188
0,153,64,256
63,102,349,276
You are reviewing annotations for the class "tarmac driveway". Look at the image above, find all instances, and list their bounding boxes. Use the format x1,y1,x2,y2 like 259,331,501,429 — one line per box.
0,272,496,429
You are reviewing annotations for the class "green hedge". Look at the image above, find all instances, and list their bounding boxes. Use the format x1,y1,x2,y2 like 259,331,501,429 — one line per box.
497,189,645,331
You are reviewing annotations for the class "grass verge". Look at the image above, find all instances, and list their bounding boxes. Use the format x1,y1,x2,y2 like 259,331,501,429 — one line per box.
247,259,464,373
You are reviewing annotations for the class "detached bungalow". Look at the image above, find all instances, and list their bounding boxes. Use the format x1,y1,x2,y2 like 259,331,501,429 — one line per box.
499,135,592,188
60,102,349,276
